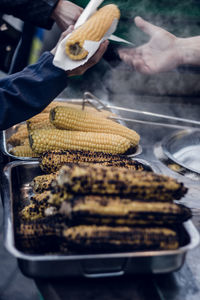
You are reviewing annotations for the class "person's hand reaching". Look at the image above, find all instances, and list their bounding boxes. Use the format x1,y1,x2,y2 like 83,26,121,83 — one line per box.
118,16,182,74
52,0,83,31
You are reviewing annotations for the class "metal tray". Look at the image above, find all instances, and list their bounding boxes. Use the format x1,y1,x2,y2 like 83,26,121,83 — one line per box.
0,98,142,161
2,160,199,278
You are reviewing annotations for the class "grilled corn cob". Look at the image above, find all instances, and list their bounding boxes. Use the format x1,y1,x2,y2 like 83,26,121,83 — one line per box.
16,215,66,253
29,129,132,155
31,190,51,205
19,202,49,221
60,196,191,226
39,150,149,173
50,106,140,146
30,172,58,193
65,4,120,60
7,123,28,146
57,165,187,201
63,225,179,252
9,144,39,157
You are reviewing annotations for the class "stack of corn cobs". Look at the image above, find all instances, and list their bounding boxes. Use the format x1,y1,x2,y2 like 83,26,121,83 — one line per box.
16,149,191,254
9,102,191,254
8,101,140,157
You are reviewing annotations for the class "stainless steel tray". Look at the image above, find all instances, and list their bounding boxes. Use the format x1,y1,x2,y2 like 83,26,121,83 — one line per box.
2,160,199,278
0,98,142,161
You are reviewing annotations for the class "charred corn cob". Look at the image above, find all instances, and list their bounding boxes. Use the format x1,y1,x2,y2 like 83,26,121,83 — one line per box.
39,150,150,173
7,123,28,146
31,190,51,205
9,144,39,157
50,106,140,146
60,196,191,226
19,202,49,221
65,4,120,60
30,172,58,193
29,129,132,155
57,165,187,201
63,225,179,252
16,215,66,253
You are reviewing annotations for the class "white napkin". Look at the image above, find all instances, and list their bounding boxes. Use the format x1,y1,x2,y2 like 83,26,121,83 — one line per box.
53,0,119,71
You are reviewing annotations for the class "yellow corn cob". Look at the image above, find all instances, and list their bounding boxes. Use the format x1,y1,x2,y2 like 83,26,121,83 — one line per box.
65,4,120,60
50,106,140,146
21,138,30,146
27,113,49,126
27,118,54,131
42,101,112,118
29,129,132,155
7,123,28,146
9,144,39,157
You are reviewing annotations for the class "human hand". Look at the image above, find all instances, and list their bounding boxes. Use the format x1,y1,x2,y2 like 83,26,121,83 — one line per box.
67,40,109,76
51,26,109,76
52,0,83,31
118,17,182,74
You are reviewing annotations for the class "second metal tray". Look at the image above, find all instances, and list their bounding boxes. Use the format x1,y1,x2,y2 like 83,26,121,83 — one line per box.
2,160,199,278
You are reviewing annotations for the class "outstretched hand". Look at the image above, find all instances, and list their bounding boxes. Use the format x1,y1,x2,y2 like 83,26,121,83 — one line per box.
118,17,182,74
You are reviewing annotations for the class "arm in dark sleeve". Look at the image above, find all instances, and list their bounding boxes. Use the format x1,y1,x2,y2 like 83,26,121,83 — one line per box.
0,0,59,29
0,52,68,130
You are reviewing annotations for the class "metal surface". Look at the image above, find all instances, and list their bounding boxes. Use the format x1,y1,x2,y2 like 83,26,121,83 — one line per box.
83,92,200,129
2,160,199,278
161,129,200,174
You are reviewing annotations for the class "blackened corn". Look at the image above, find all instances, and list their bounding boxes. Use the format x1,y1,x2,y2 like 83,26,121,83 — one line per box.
60,196,191,226
63,225,179,252
16,215,66,253
39,150,149,173
30,172,58,193
57,165,187,201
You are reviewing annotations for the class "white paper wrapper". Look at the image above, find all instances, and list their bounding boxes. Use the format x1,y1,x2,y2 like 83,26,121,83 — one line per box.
53,0,119,71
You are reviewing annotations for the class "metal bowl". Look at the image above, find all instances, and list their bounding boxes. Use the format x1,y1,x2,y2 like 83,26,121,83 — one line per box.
161,129,200,174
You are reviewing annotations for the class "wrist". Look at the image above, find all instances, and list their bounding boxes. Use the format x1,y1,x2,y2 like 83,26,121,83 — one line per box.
51,0,62,21
176,36,200,66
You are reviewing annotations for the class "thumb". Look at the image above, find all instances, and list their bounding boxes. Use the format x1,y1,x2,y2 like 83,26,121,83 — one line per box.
134,16,159,37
